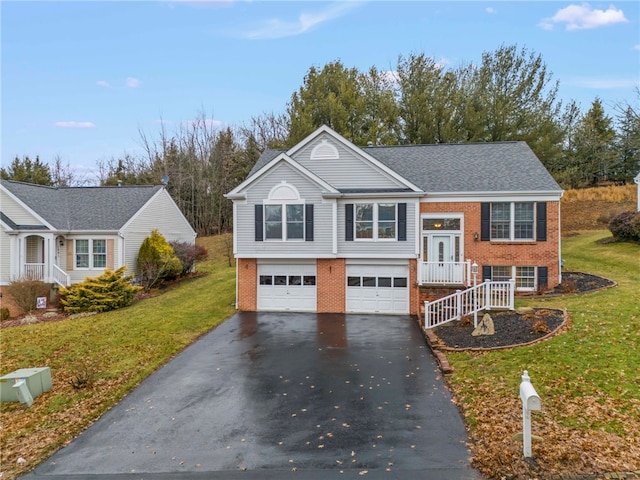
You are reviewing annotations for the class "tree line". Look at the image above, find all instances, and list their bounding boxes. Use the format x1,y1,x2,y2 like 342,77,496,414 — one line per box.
3,44,638,236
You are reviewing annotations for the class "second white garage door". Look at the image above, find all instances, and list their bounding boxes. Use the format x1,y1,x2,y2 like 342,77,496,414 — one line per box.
346,264,409,314
257,263,317,311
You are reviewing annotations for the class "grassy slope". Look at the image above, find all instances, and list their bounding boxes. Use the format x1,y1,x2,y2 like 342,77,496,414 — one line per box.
446,231,640,477
0,235,236,479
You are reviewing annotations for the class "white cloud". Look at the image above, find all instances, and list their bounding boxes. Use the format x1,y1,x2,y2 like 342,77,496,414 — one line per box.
241,2,362,40
634,44,640,51
539,4,628,31
54,121,97,129
485,7,496,14
96,80,111,88
126,77,141,88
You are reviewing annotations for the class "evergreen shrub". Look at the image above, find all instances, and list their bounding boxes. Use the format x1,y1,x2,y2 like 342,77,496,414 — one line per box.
136,229,183,291
59,266,142,314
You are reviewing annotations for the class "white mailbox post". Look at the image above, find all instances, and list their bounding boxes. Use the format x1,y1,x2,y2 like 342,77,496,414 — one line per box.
519,370,541,458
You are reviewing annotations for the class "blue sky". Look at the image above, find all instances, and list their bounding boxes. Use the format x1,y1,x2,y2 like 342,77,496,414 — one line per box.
2,1,638,181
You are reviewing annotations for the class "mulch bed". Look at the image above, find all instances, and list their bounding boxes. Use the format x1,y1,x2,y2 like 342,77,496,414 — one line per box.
432,308,566,350
430,271,615,350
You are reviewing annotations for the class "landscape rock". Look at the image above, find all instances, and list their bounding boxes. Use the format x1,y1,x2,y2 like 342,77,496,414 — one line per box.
472,313,495,336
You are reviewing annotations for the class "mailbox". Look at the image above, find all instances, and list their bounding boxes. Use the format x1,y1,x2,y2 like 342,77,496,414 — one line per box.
520,381,541,411
519,370,542,458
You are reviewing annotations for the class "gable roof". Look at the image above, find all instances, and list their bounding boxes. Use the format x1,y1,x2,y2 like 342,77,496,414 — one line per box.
227,152,340,199
1,180,163,231
249,140,561,195
363,141,562,193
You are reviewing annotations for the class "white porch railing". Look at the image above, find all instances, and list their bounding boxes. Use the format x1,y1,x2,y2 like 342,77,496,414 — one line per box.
53,265,71,287
423,280,515,329
23,263,45,281
418,260,470,286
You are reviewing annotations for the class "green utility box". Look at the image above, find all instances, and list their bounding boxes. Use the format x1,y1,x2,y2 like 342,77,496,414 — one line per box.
0,367,52,403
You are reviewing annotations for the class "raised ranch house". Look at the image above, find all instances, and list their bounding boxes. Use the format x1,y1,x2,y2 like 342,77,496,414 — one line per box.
226,125,563,318
0,180,196,313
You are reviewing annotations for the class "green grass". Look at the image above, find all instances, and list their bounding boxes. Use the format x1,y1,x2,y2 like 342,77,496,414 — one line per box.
0,235,236,479
447,231,640,432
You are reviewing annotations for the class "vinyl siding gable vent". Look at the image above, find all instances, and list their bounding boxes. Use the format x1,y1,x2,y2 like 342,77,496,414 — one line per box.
310,140,339,160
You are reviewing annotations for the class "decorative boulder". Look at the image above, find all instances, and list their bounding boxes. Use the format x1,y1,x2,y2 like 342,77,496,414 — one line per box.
472,313,495,336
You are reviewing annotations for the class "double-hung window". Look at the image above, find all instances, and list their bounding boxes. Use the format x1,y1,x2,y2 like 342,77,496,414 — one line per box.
264,204,306,241
353,203,398,240
75,239,107,269
490,202,535,241
483,265,544,292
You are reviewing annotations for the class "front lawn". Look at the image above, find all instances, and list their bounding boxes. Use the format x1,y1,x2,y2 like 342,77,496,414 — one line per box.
1,231,638,479
0,235,236,480
446,231,640,478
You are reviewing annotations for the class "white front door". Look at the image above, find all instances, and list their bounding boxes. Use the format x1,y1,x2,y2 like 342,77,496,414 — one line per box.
257,263,317,311
429,235,452,283
346,264,409,314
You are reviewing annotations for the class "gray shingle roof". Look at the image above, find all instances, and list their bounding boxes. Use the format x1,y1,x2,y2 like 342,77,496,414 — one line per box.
248,141,561,194
363,141,561,193
1,180,163,230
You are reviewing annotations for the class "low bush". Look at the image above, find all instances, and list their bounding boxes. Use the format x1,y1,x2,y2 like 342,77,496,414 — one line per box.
1,307,11,321
58,266,142,313
608,210,640,242
4,278,50,315
169,241,208,276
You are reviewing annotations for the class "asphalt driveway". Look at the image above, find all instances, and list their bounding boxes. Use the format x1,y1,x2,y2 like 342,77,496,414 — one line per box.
23,312,480,480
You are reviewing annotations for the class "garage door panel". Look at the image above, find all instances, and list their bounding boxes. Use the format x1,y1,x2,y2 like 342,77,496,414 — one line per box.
346,264,409,314
258,264,317,312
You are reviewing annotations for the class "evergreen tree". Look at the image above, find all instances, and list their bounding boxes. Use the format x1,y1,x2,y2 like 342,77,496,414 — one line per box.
572,98,617,187
0,155,53,185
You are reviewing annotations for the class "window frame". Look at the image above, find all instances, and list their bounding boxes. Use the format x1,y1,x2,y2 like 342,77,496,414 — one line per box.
353,202,398,241
486,265,538,292
262,202,306,242
490,202,535,241
75,238,108,270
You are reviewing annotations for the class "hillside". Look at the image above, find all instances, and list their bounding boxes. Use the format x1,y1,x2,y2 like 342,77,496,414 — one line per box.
561,184,637,234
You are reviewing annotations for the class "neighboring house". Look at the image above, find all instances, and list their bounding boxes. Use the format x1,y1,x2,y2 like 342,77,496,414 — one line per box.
226,125,563,317
0,180,196,303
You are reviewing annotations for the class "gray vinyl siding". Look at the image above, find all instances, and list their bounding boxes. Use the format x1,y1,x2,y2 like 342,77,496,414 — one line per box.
120,189,196,276
338,199,418,257
0,191,43,225
236,162,334,256
293,135,409,190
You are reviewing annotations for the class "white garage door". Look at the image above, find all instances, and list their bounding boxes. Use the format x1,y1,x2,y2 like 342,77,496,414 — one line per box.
257,263,317,311
346,264,409,314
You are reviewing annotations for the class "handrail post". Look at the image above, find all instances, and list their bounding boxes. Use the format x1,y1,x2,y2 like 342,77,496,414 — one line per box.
424,300,430,328
509,279,516,309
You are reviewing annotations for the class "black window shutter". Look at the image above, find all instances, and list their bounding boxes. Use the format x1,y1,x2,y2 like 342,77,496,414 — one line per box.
398,203,407,241
345,204,354,241
538,267,548,290
254,204,263,242
481,203,491,241
536,202,547,241
305,204,314,241
482,266,492,282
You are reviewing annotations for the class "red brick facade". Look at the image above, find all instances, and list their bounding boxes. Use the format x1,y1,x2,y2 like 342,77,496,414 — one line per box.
236,258,257,311
316,258,346,313
420,201,561,287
